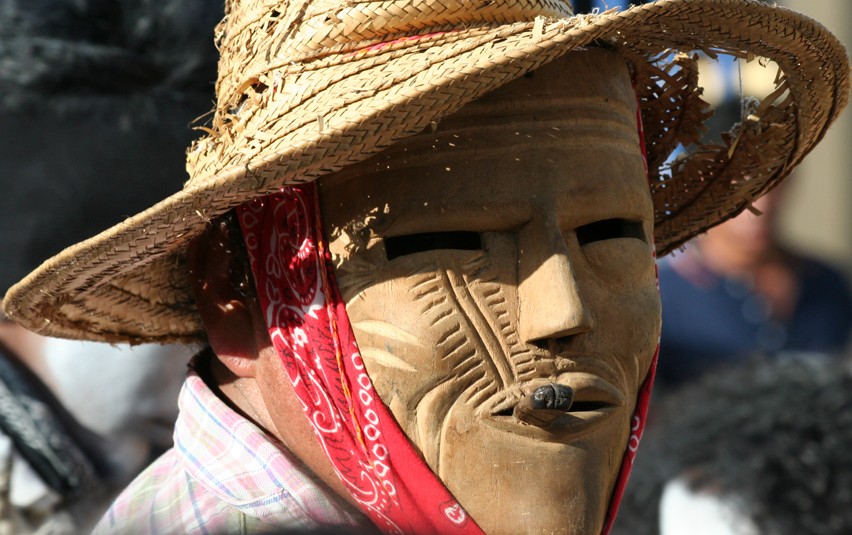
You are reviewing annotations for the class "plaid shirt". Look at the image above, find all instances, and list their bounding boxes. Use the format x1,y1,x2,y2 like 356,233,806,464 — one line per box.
92,361,368,534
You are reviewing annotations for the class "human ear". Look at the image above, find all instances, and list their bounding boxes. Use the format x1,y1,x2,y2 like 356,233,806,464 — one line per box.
186,212,269,378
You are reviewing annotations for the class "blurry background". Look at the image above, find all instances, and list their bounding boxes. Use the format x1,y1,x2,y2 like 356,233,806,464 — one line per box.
577,0,852,280
0,1,221,532
777,1,852,278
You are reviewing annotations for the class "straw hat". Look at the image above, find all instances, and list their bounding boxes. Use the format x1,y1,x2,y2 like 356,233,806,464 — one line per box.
3,0,849,344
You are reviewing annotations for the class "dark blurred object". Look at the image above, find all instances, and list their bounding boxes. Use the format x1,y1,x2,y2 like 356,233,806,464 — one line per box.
0,340,101,497
0,339,111,533
0,0,221,296
613,355,852,535
0,0,221,532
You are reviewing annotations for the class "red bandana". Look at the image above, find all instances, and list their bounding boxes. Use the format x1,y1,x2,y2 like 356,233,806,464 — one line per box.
236,97,658,534
238,187,483,534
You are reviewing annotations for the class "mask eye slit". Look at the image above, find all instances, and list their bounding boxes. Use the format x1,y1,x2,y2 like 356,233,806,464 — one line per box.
384,231,482,260
576,218,646,246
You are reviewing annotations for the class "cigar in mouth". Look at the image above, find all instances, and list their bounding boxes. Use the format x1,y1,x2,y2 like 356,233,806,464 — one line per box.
513,383,574,428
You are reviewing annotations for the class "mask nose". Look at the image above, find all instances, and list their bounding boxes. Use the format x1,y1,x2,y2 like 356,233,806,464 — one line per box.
518,219,593,344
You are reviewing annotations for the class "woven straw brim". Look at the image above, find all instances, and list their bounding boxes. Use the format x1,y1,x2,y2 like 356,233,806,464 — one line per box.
3,0,849,344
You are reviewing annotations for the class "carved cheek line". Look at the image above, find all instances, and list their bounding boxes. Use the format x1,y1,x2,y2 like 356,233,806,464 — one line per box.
414,377,466,473
408,269,488,388
440,266,514,391
404,264,498,448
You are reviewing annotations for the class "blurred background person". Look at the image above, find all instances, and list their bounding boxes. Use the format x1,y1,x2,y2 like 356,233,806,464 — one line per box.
0,0,220,531
656,182,852,388
611,354,852,535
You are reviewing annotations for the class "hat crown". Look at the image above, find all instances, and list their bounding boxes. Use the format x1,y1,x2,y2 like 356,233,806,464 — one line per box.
9,0,848,345
215,0,574,107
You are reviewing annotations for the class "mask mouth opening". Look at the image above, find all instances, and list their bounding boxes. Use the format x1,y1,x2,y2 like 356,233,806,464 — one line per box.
493,400,613,417
490,381,619,429
565,400,613,412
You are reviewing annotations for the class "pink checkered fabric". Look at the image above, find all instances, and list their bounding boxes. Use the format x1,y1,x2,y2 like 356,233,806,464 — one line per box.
92,358,369,534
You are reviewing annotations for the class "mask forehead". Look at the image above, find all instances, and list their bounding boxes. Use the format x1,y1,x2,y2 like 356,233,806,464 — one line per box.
319,48,661,535
322,48,649,240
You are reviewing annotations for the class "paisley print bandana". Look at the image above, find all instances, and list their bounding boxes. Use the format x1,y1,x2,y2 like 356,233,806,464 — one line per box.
237,186,484,534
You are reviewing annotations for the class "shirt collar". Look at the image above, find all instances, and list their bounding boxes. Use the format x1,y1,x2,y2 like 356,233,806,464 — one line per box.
173,352,362,523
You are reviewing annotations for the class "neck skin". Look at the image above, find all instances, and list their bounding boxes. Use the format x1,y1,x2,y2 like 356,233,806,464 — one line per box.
187,216,366,518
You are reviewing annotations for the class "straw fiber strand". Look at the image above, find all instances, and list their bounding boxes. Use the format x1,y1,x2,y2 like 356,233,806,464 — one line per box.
3,0,849,344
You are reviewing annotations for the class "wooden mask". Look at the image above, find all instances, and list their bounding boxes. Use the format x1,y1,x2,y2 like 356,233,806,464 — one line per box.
319,48,661,535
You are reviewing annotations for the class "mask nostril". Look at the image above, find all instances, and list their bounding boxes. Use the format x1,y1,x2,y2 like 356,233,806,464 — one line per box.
528,335,577,351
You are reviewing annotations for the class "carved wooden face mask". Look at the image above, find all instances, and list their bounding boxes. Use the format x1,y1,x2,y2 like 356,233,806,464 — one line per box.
319,49,661,535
